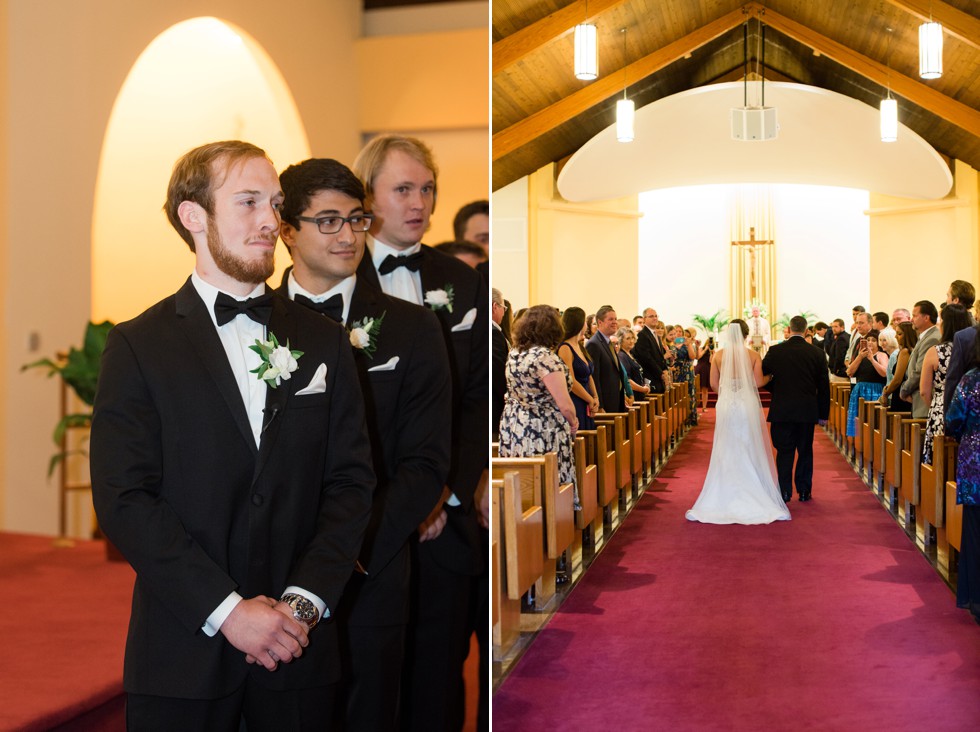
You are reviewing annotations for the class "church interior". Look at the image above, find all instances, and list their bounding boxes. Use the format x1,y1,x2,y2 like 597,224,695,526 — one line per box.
492,1,980,729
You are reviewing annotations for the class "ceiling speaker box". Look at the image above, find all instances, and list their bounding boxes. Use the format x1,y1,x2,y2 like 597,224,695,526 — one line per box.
731,107,778,141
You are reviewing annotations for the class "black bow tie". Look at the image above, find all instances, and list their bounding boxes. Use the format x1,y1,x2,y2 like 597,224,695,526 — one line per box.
378,251,424,275
213,291,273,326
294,293,344,323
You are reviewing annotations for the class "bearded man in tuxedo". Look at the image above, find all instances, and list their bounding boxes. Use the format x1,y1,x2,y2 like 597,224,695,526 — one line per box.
90,141,375,730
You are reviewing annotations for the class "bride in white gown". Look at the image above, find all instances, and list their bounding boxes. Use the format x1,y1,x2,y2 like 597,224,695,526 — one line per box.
686,321,791,524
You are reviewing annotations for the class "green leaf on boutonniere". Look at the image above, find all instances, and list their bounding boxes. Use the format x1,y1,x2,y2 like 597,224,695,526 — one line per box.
349,312,386,359
249,331,303,388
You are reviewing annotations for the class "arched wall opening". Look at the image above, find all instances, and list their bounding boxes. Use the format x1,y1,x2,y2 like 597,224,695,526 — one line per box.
92,17,310,324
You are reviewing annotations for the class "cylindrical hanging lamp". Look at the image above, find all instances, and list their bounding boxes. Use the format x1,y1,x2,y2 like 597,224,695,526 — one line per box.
918,21,943,79
574,23,598,80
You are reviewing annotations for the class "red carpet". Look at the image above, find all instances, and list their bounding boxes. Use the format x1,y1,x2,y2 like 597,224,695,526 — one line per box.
493,412,980,731
0,532,133,731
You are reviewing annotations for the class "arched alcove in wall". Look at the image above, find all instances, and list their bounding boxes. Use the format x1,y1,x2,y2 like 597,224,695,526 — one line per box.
92,17,310,323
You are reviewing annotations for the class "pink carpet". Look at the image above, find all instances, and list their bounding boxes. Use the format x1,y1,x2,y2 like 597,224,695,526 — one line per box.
0,532,133,731
493,412,980,731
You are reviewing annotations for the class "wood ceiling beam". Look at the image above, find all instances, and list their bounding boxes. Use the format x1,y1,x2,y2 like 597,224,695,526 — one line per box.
756,5,980,139
882,0,980,51
493,0,629,75
493,4,754,160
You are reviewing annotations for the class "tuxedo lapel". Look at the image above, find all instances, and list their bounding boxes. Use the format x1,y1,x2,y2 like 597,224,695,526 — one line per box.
174,279,257,456
254,292,295,483
347,279,385,329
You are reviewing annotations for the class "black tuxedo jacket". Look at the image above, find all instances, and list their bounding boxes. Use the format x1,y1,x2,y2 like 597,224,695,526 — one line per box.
826,331,850,376
358,244,486,576
278,273,452,626
586,332,625,411
492,325,508,439
762,335,831,423
91,278,375,699
633,326,667,392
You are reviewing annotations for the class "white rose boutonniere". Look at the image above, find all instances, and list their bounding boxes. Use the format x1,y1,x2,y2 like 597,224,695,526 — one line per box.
249,332,303,388
424,284,454,313
349,312,386,359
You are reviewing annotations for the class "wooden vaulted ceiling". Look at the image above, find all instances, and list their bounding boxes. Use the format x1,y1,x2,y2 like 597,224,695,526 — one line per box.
492,0,980,192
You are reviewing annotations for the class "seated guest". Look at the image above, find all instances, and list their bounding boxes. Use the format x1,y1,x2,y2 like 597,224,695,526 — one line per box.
616,326,651,398
921,303,971,464
498,305,578,505
558,307,599,431
943,345,980,627
879,322,917,412
846,330,886,437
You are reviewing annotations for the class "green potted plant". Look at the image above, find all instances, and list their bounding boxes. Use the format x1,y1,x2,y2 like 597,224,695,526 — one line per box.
22,320,114,476
691,309,730,337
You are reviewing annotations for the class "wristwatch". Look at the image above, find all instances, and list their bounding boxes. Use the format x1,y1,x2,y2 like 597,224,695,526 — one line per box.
280,593,319,629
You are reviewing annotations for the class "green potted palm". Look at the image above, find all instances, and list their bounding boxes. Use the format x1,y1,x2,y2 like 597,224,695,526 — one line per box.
691,309,730,340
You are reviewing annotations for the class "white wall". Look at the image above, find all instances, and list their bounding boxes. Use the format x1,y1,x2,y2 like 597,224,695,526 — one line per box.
638,184,870,331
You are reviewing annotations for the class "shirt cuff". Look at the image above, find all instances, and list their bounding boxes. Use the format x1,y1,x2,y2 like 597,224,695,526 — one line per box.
282,586,329,621
202,591,243,637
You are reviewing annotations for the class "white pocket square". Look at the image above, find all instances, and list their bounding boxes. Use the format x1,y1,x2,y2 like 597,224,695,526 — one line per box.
450,307,478,332
368,356,400,372
296,363,327,395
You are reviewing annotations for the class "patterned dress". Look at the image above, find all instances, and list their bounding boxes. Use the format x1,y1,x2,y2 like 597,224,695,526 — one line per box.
923,342,952,465
944,367,980,623
498,345,576,491
670,343,698,425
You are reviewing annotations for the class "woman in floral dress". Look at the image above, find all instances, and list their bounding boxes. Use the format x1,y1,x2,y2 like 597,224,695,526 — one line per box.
669,325,699,425
921,303,970,464
498,304,578,501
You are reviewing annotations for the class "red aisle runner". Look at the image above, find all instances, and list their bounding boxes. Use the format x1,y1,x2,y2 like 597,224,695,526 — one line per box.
493,412,980,731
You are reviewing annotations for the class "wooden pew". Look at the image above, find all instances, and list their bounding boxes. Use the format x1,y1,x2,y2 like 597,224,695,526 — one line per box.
593,412,631,498
648,394,667,467
491,473,542,656
900,420,927,529
946,474,964,556
853,397,865,470
872,403,888,494
579,424,617,534
935,437,958,573
573,436,598,532
491,453,575,607
860,398,877,481
835,385,851,451
626,403,644,495
883,412,904,504
633,399,653,481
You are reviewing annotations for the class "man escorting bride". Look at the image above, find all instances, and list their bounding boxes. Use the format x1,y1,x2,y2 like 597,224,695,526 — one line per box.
686,319,791,524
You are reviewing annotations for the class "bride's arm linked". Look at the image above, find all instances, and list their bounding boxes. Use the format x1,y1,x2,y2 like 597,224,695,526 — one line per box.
751,351,768,388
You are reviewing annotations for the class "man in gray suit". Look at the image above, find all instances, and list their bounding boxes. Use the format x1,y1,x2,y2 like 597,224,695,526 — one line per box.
899,300,940,417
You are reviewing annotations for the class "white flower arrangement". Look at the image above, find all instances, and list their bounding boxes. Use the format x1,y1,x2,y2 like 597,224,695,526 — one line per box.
348,312,385,359
424,284,454,313
249,332,303,388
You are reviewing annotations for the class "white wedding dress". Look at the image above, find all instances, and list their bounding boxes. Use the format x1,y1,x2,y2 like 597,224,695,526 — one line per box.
686,323,791,525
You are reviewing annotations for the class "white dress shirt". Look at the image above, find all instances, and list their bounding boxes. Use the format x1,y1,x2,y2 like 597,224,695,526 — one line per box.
369,236,423,305
287,270,356,325
190,273,326,636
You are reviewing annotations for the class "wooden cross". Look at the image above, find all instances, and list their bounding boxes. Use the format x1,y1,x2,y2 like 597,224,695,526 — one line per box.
731,226,773,301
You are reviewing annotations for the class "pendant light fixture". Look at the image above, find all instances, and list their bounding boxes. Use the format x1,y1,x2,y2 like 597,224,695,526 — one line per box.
574,0,597,81
616,27,634,142
881,29,897,142
918,4,943,79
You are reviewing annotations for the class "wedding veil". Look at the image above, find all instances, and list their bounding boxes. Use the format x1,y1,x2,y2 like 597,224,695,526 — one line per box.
715,323,779,484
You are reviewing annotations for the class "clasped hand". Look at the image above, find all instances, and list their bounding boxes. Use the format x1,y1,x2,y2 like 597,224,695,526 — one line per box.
220,596,309,671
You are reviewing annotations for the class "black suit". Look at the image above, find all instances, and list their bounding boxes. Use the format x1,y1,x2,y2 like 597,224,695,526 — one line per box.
492,324,508,440
358,244,487,731
944,325,978,414
633,326,667,393
91,279,375,706
280,273,451,730
587,331,626,411
826,330,850,377
762,335,830,500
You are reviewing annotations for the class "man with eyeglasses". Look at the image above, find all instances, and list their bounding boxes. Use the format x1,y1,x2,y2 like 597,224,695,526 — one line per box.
277,157,452,730
353,134,487,732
